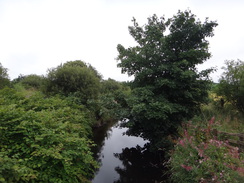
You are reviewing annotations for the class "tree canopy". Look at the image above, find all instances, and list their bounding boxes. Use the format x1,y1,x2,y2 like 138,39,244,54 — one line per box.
46,60,101,103
117,10,218,148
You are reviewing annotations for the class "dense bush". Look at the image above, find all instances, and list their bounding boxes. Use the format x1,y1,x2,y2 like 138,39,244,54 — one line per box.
13,74,46,90
170,117,244,182
101,78,123,94
46,60,101,104
0,88,97,182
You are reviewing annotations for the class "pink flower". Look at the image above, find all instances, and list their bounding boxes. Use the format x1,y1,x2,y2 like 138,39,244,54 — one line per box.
179,139,185,147
236,167,244,176
184,129,189,139
209,117,215,126
203,143,208,149
181,164,192,171
198,149,204,157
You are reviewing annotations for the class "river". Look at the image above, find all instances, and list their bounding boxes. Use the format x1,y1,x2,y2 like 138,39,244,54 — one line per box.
91,121,167,183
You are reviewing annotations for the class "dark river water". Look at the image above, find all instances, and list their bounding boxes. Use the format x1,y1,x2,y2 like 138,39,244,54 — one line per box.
91,121,168,183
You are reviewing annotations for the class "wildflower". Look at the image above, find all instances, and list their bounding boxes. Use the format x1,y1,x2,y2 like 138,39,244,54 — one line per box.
203,142,208,149
181,164,192,171
198,148,204,157
209,116,215,126
179,139,185,147
184,129,189,139
236,167,244,176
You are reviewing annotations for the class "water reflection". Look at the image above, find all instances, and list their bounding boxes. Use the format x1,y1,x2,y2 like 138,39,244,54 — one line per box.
92,121,115,162
92,121,168,183
114,145,168,183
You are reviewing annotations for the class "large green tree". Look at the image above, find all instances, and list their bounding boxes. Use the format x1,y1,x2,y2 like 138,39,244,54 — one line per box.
215,59,244,114
117,10,217,148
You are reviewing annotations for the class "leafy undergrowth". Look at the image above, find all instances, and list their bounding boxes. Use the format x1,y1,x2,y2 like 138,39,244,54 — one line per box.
170,117,244,183
0,88,98,183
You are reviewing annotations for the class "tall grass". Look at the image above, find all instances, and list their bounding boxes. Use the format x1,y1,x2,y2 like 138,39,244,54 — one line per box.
194,95,244,133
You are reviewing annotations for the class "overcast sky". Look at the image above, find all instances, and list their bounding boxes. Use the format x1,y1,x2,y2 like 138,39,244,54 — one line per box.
0,0,243,82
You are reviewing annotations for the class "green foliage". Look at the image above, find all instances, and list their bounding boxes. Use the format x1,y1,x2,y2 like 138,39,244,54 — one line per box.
215,59,244,114
46,60,101,104
0,62,10,89
193,83,244,133
0,88,97,182
116,10,217,148
101,78,123,94
87,79,131,125
170,118,244,182
198,94,244,134
12,74,46,90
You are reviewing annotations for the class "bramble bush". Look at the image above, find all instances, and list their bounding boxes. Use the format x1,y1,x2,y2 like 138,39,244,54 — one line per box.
170,117,244,182
0,88,97,182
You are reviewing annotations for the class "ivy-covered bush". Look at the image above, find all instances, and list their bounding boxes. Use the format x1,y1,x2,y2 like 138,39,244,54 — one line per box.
170,117,244,182
0,88,97,182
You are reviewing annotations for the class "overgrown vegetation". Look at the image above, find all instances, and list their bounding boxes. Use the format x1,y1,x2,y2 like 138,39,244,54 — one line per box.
170,117,244,183
0,60,127,182
0,9,243,183
200,93,244,134
169,60,244,182
0,88,98,182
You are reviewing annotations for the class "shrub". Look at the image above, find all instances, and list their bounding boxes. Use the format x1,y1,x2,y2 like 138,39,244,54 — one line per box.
170,117,244,182
0,88,97,182
46,60,101,104
19,74,46,89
